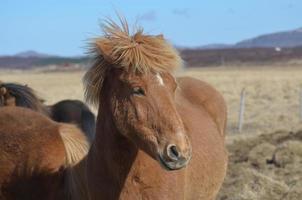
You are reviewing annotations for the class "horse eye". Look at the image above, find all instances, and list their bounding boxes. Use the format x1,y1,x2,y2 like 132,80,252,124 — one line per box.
132,87,145,96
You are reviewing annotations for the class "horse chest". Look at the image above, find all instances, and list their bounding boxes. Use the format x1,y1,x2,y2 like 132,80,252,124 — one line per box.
119,152,186,200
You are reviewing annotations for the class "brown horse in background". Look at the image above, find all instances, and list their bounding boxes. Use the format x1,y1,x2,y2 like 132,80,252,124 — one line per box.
81,18,228,199
0,82,95,141
0,106,89,199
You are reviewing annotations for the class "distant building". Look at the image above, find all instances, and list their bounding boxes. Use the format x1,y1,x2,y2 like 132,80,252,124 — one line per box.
275,47,282,52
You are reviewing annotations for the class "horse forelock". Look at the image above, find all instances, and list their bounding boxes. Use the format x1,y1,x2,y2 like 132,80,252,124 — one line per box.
83,16,183,106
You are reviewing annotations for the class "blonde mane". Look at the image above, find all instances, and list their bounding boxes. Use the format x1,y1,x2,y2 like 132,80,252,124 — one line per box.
59,124,89,167
83,17,183,106
59,124,90,200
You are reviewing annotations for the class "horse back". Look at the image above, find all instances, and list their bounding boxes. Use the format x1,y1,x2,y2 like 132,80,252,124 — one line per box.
0,107,67,199
176,76,227,136
50,100,96,142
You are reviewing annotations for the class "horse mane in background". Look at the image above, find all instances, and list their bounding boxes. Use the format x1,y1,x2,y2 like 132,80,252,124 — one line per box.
0,82,47,114
50,100,96,142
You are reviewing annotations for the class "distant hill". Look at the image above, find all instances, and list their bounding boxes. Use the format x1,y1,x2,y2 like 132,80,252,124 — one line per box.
199,27,302,49
236,28,302,48
181,46,302,67
0,54,90,69
2,46,302,69
15,50,52,58
197,43,233,50
2,26,302,69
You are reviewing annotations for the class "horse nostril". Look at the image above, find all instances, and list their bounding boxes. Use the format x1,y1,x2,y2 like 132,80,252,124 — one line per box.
171,145,180,157
167,144,181,161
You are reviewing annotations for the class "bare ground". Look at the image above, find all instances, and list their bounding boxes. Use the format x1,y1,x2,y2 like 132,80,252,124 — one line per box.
217,128,302,200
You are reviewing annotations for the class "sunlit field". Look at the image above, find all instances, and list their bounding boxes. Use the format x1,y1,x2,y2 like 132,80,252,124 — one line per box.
1,65,302,199
2,66,302,135
183,66,302,136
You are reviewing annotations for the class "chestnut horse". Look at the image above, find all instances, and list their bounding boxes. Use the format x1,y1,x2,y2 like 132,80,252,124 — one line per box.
0,18,227,200
0,106,89,200
0,82,95,141
81,18,228,200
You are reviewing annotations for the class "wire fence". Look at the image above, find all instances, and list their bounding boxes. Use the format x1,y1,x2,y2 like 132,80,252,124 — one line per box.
232,87,302,134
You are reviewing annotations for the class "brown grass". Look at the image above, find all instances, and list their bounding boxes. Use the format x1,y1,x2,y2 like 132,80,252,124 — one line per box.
1,66,302,135
182,66,302,136
217,129,302,200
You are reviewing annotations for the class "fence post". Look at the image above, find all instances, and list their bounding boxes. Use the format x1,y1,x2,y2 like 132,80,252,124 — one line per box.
221,56,225,66
300,89,302,122
238,88,246,133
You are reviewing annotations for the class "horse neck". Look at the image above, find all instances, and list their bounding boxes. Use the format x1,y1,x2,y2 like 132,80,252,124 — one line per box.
65,157,89,200
88,103,138,196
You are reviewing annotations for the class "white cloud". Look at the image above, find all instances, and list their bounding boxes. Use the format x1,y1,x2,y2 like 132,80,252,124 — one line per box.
172,8,190,18
138,11,157,21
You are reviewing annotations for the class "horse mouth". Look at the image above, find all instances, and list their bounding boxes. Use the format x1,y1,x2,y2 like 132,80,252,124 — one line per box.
158,154,191,171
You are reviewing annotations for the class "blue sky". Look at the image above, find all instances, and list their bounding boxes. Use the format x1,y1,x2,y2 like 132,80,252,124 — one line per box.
1,0,301,56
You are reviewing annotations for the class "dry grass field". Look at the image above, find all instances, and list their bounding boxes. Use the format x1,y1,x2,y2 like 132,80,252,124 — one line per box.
182,66,302,136
1,66,302,199
3,66,301,135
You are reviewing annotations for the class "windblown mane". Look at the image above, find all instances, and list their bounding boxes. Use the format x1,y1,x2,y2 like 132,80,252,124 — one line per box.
0,82,49,114
83,17,183,106
59,124,90,200
59,124,89,167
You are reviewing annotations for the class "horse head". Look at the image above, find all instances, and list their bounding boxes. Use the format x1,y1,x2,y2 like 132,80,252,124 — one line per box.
84,18,192,170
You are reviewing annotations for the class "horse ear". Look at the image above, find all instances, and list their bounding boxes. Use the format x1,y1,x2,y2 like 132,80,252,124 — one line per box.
156,34,164,40
95,38,113,63
0,87,7,95
39,98,46,103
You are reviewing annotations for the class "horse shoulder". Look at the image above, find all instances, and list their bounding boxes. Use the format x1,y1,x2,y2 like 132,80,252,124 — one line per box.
176,76,227,137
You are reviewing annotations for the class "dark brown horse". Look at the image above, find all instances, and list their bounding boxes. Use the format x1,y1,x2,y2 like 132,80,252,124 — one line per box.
0,82,95,141
50,100,95,142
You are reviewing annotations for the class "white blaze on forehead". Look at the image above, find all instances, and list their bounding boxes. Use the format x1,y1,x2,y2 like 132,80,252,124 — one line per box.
156,73,164,86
